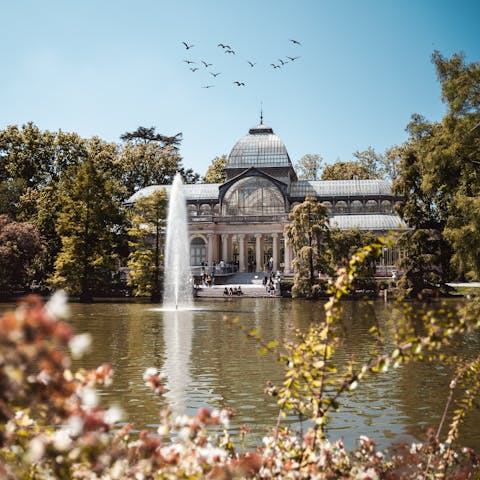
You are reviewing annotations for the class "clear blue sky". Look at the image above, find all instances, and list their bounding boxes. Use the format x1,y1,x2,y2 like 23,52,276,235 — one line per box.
1,0,479,177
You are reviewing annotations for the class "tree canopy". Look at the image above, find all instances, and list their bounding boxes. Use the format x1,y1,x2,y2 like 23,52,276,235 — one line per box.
127,189,167,301
321,161,376,180
393,51,480,282
203,155,227,183
295,154,323,180
0,215,46,296
285,196,330,298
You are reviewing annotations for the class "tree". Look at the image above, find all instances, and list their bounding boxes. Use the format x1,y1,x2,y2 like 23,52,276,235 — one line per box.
321,161,376,180
325,228,378,278
120,126,183,147
285,196,330,298
444,194,480,280
51,139,123,302
0,123,56,216
203,155,227,183
393,51,480,282
127,189,167,301
396,229,446,298
119,127,199,195
295,154,323,180
0,215,46,296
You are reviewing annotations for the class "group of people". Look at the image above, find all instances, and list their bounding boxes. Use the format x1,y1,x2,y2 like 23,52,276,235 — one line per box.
223,286,243,296
201,272,214,287
263,275,277,296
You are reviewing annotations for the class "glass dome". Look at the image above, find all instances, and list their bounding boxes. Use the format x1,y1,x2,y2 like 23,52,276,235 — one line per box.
227,124,292,169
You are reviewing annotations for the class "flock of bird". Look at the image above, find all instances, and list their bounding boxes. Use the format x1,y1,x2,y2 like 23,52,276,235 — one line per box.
180,39,302,89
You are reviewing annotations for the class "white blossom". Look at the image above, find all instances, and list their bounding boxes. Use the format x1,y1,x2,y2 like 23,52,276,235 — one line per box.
79,386,98,409
105,405,124,424
143,367,158,381
46,290,69,320
69,333,92,359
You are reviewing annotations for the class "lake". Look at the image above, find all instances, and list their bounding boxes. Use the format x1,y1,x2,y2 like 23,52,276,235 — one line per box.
2,297,479,451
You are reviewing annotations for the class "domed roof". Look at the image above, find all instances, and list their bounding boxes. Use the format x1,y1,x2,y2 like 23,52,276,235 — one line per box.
226,122,293,169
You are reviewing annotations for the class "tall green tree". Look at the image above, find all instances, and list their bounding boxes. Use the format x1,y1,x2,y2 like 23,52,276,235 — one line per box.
118,126,199,195
127,190,167,301
203,155,227,183
393,51,480,282
295,153,324,180
285,196,330,298
51,139,123,302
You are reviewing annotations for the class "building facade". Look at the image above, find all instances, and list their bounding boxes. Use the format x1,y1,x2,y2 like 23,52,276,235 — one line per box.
129,120,407,275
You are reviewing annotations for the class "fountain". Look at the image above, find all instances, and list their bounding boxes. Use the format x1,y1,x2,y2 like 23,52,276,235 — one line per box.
163,173,193,310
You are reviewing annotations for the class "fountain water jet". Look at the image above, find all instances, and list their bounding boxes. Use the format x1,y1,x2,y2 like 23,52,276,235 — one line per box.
163,173,193,310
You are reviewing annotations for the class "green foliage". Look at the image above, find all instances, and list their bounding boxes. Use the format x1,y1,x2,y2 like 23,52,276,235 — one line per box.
119,126,199,195
396,229,450,299
1,245,480,478
51,139,123,301
444,194,480,280
285,196,330,298
393,51,480,282
295,153,323,180
203,154,227,183
321,160,376,180
127,189,167,300
326,228,378,277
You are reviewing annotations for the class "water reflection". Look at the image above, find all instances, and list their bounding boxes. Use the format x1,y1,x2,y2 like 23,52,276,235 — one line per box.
4,298,477,451
161,310,193,414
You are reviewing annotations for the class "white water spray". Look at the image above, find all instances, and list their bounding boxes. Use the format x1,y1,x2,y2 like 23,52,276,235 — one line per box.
163,173,193,310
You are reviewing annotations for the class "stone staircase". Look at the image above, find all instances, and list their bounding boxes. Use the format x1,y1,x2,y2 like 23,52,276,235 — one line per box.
195,285,273,298
195,272,280,298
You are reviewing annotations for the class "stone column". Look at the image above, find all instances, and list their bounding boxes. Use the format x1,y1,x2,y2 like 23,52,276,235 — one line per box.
213,234,219,264
207,234,214,267
272,233,279,272
238,234,246,273
221,234,229,263
284,234,292,274
255,234,263,273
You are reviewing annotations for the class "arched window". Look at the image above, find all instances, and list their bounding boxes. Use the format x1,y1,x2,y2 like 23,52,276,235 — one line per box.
381,200,392,213
222,176,285,216
188,204,198,217
366,200,378,212
199,204,211,215
335,201,348,213
213,204,220,215
190,237,206,266
322,201,333,213
351,200,363,213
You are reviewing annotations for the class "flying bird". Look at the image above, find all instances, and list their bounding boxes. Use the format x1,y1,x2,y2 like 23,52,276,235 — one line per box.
233,81,245,86
217,43,231,49
225,49,235,54
182,41,194,49
289,39,301,45
287,56,300,61
202,85,215,88
183,60,195,64
201,60,213,67
190,67,199,72
210,72,221,77
279,58,287,65
247,60,256,67
270,63,281,69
